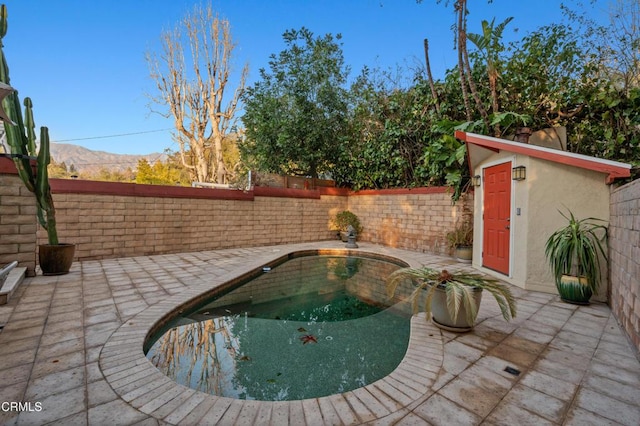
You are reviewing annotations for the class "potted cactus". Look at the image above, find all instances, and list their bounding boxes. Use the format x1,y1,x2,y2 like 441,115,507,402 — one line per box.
1,4,74,275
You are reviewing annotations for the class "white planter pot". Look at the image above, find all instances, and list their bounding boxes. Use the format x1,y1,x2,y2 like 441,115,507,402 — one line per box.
430,284,483,332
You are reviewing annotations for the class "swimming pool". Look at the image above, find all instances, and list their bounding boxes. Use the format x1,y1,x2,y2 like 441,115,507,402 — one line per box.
145,255,412,401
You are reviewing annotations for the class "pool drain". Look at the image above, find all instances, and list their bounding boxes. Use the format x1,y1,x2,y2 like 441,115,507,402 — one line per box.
504,366,521,376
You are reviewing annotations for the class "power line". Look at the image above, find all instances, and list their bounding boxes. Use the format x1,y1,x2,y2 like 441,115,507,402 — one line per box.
54,128,174,143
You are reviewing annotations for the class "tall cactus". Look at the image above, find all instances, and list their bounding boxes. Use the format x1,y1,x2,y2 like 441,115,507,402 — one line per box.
0,4,58,245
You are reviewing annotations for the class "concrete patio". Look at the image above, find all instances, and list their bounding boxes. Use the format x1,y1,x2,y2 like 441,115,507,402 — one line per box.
0,241,638,425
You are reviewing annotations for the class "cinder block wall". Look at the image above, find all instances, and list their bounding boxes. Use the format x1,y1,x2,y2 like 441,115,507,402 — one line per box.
0,157,37,275
31,180,469,262
609,179,640,354
348,188,469,255
38,183,349,261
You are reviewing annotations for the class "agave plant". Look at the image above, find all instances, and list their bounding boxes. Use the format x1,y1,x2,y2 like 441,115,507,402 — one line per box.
386,267,516,326
544,209,608,293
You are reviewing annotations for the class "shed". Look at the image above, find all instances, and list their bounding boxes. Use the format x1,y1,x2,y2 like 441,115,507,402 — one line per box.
455,130,632,299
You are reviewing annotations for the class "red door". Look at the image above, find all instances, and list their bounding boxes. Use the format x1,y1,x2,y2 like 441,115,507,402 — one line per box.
483,162,511,275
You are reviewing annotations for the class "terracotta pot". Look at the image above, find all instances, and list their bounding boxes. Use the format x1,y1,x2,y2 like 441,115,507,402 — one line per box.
430,284,483,332
557,274,592,305
39,243,75,275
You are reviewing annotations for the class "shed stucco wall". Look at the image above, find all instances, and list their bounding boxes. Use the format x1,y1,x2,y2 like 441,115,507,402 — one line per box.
472,152,528,287
526,157,610,299
473,152,611,299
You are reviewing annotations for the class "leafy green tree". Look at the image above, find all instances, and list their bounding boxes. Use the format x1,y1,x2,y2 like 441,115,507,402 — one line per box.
240,27,350,179
498,20,639,171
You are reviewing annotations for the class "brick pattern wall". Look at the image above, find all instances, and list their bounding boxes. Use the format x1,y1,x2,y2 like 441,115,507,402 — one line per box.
610,179,640,354
348,188,471,255
38,192,348,261
0,161,37,275
24,181,469,264
1,169,471,269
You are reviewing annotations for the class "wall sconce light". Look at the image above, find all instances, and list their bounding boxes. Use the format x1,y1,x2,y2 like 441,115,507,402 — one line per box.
471,175,481,186
512,166,526,181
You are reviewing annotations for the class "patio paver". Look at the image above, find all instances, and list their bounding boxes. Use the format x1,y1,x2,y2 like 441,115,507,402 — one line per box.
0,241,637,425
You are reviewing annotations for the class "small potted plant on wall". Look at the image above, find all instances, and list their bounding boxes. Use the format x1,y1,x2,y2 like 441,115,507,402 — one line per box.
544,209,607,304
2,5,75,275
446,219,473,263
386,267,516,332
331,210,363,242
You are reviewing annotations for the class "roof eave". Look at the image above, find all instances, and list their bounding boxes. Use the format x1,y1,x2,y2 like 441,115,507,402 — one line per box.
456,130,632,184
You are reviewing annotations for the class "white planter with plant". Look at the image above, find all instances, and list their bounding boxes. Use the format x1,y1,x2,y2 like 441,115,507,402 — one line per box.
386,268,516,332
544,210,607,304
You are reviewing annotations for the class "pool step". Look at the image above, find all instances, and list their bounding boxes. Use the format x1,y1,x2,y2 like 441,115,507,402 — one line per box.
0,266,26,305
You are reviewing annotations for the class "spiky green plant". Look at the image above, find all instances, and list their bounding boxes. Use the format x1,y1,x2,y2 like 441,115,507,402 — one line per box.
386,267,517,325
544,210,608,293
0,4,58,244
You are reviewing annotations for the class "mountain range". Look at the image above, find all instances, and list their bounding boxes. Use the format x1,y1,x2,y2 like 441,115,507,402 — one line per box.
50,143,166,174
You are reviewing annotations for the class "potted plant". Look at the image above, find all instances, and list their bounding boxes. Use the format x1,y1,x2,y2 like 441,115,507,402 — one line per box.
2,5,74,275
446,219,473,263
386,267,516,332
331,210,362,242
544,209,607,304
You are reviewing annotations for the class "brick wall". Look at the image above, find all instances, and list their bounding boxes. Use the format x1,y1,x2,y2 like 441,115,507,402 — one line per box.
610,179,640,354
1,162,471,268
38,181,350,261
0,157,37,275
33,181,469,263
348,188,471,255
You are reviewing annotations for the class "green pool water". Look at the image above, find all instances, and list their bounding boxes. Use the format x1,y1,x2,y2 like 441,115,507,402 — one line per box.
145,255,411,401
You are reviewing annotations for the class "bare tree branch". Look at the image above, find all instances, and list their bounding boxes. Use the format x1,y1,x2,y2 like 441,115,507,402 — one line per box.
146,2,247,184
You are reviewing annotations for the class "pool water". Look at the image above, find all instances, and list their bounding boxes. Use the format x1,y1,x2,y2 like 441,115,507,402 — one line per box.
145,255,411,401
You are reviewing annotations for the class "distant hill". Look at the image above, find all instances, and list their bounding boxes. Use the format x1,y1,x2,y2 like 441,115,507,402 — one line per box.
50,143,167,174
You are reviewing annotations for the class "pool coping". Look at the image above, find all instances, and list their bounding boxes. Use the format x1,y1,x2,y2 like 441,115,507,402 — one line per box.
99,246,444,425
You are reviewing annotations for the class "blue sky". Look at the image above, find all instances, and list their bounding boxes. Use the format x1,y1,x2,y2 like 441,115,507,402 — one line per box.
2,0,609,155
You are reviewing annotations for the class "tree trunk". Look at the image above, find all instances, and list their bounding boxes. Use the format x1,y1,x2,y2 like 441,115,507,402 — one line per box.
461,36,490,130
457,0,490,130
456,1,472,121
213,134,226,183
489,71,501,136
424,39,441,114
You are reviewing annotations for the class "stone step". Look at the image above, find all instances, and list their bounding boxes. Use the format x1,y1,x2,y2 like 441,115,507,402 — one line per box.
0,267,26,305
